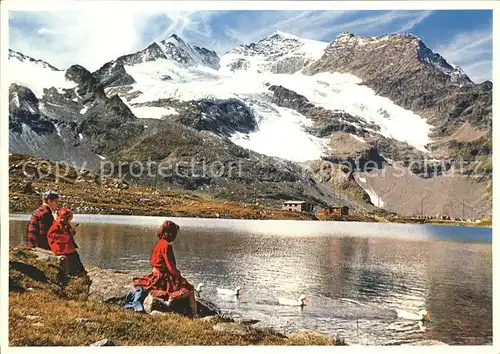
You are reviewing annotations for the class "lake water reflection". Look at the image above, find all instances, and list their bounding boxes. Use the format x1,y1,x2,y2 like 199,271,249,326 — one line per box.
9,215,492,345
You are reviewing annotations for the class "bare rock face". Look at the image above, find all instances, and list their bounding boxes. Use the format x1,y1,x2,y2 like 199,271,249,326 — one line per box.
87,268,135,302
65,65,106,103
304,33,472,97
9,84,54,135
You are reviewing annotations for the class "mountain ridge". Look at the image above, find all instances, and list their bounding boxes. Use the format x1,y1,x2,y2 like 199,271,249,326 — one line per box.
7,30,492,217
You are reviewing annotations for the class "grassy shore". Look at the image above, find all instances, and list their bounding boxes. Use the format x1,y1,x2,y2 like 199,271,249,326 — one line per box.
9,247,342,346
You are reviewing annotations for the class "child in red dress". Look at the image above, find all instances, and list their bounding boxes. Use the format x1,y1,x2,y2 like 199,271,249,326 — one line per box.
47,207,85,275
133,220,197,317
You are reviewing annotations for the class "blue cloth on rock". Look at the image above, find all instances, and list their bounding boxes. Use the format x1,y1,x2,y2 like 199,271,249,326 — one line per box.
123,286,147,312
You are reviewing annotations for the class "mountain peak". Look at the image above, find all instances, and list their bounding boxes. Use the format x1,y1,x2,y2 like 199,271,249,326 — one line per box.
268,30,300,40
9,49,60,71
162,33,187,46
416,40,472,85
323,33,472,85
336,32,356,39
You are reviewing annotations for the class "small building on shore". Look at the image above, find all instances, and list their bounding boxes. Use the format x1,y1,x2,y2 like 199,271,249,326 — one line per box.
317,206,350,216
282,201,314,213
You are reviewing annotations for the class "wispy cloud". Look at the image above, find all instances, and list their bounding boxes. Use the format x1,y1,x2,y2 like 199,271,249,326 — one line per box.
314,10,433,39
396,10,434,33
8,8,490,84
9,9,154,71
435,29,492,83
219,11,347,50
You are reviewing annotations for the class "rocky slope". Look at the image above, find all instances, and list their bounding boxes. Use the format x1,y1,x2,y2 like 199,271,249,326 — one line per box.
8,30,491,216
304,32,492,165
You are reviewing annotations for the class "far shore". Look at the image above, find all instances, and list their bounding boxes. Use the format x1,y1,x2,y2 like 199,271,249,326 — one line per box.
9,210,491,228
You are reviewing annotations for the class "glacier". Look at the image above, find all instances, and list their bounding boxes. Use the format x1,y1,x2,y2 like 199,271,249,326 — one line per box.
8,31,434,163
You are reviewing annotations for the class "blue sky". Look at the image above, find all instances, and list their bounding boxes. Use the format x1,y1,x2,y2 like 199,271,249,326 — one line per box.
9,9,493,82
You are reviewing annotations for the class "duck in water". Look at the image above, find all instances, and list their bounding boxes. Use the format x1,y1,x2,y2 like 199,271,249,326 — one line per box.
277,295,309,307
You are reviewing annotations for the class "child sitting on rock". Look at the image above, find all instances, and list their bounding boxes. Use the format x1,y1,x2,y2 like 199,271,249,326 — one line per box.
133,220,198,317
47,207,86,276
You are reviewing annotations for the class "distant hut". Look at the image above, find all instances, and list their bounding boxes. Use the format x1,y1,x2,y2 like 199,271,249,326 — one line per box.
317,206,349,216
282,201,313,213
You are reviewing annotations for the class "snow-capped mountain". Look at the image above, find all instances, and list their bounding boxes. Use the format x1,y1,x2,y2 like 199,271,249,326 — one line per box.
93,34,220,88
7,30,491,217
220,30,327,74
9,49,77,98
89,31,435,159
9,49,59,71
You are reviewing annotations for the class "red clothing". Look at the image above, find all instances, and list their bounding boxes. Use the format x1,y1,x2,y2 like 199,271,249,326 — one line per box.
133,239,193,300
26,205,54,249
47,220,78,255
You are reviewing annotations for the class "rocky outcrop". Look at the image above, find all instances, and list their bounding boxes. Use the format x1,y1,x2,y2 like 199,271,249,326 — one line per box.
226,58,250,72
65,65,106,103
77,95,143,156
267,84,369,137
9,247,91,300
134,97,258,136
87,268,135,302
9,84,54,135
90,339,116,346
87,267,220,318
93,61,135,88
175,98,257,136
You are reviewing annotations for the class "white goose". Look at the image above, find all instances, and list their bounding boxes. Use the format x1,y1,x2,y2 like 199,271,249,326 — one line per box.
217,286,243,297
396,309,432,321
277,294,309,307
195,283,204,293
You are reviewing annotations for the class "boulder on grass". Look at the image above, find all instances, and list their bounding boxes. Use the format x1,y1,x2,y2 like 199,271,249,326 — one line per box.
87,268,221,317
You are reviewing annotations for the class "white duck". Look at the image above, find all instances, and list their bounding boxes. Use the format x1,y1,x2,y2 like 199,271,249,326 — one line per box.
396,309,432,321
277,295,309,307
217,287,243,297
195,283,204,293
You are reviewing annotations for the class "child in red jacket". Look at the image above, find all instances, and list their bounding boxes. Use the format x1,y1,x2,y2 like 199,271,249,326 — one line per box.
133,220,197,317
47,207,86,276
